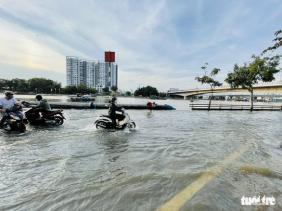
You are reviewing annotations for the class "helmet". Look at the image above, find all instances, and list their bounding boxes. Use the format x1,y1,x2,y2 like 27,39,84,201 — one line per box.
111,97,117,103
5,91,14,96
35,95,43,101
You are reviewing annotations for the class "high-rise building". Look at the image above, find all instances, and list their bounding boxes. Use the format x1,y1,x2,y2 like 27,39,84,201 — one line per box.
66,56,79,86
66,52,118,92
86,61,96,88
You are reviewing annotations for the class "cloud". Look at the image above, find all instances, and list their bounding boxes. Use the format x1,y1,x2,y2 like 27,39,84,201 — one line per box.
0,18,65,72
0,0,281,91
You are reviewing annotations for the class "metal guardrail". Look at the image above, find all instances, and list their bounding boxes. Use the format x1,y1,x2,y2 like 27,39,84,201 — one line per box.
189,103,282,111
168,83,282,94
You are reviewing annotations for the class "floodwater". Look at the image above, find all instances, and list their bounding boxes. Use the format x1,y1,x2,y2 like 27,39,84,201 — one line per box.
0,97,282,211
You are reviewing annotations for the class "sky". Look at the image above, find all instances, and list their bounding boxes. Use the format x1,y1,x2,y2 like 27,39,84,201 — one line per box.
0,0,281,91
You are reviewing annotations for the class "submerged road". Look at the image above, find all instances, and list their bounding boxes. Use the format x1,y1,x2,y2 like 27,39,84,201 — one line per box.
0,98,281,210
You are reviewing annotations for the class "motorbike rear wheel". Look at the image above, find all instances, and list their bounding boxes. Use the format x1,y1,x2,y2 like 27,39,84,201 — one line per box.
53,116,64,126
95,121,107,129
127,121,136,129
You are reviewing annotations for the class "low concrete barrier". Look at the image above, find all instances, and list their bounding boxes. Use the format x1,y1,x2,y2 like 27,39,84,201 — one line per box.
26,102,176,110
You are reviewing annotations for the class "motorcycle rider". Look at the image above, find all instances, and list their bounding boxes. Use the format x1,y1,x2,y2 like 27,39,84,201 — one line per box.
26,95,51,119
34,95,51,113
0,91,21,128
24,95,65,126
95,98,136,129
108,97,122,126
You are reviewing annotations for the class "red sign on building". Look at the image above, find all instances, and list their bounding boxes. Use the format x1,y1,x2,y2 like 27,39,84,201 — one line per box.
105,51,115,62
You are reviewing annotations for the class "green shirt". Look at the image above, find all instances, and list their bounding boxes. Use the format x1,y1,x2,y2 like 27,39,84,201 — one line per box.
36,99,51,111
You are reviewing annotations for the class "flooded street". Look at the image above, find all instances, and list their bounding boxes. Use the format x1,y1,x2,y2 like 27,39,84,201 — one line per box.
0,98,282,210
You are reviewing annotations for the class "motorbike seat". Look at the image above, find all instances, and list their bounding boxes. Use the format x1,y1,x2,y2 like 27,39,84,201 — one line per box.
43,110,62,116
116,113,125,121
101,114,110,118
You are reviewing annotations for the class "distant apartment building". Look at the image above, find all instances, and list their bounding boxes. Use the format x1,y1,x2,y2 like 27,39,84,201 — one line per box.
66,51,118,92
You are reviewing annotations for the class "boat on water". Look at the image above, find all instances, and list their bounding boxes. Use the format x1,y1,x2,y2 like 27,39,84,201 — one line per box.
68,94,95,102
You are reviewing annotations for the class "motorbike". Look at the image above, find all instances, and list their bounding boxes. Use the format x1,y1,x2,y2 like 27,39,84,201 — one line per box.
95,108,136,130
1,106,27,132
22,102,65,126
24,108,65,126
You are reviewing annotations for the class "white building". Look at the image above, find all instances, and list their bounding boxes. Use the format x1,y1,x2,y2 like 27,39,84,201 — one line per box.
66,55,118,92
107,62,118,88
66,56,79,86
86,61,96,88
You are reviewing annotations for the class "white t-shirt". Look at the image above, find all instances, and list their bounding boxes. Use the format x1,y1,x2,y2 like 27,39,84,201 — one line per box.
0,97,18,109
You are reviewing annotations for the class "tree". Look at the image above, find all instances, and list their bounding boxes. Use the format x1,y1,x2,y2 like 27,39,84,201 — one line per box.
63,86,78,94
125,91,132,96
11,79,29,92
77,84,89,94
0,79,7,90
102,87,110,94
195,63,222,110
28,78,61,93
225,55,280,111
159,92,167,98
62,85,97,95
134,86,159,97
0,77,61,93
263,29,282,54
89,88,97,94
111,86,118,92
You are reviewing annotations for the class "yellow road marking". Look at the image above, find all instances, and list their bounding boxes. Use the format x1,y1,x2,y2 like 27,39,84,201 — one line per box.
240,165,282,179
157,142,253,211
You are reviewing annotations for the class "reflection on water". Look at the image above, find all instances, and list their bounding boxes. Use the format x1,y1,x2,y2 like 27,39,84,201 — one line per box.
0,98,282,210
